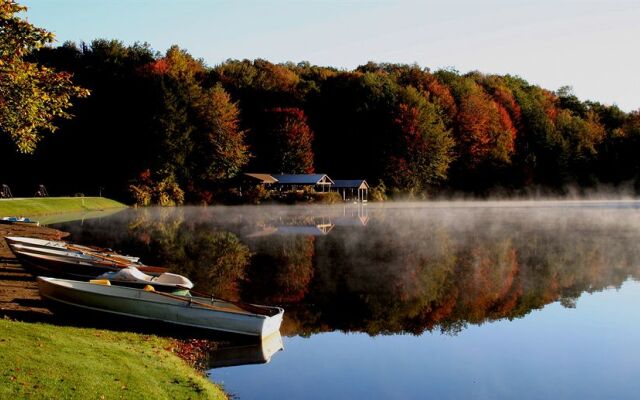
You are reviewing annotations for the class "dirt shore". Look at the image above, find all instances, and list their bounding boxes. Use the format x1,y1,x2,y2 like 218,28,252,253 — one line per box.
0,223,68,321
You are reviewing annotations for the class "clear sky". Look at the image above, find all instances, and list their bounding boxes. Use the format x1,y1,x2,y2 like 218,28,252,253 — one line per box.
22,0,640,111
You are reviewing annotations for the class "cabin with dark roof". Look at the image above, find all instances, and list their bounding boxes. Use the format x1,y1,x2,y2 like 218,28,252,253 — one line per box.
331,179,369,202
271,174,334,192
240,173,370,202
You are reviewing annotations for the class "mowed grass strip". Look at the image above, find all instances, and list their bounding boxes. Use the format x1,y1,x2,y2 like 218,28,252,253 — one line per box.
0,197,127,217
0,319,226,399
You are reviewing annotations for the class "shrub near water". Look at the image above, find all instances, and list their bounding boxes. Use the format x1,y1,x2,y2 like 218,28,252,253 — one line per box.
0,319,225,399
311,191,343,204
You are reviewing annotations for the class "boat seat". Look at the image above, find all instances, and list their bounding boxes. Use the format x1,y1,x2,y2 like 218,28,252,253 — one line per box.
98,266,152,282
152,273,193,288
97,267,194,289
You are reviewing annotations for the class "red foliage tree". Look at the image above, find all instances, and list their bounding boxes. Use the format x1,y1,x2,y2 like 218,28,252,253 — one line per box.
258,107,315,173
455,83,516,168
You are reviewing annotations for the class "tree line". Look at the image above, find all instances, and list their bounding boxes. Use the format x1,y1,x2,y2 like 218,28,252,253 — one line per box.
2,38,639,203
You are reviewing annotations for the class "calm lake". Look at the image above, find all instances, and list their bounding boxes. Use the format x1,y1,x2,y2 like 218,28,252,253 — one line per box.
52,201,640,399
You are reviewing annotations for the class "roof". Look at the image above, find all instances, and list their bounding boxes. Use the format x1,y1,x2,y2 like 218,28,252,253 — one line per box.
332,179,369,189
244,173,279,184
271,174,334,185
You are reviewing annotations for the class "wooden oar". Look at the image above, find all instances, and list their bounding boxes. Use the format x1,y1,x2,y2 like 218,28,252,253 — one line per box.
69,243,128,257
66,245,139,265
66,245,168,275
66,245,133,267
181,287,278,316
146,289,254,315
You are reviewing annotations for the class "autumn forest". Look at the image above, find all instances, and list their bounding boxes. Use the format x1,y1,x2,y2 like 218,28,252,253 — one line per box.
2,39,639,203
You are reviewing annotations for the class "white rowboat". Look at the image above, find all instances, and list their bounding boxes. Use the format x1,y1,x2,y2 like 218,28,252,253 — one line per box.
37,277,284,338
9,244,168,279
5,236,140,263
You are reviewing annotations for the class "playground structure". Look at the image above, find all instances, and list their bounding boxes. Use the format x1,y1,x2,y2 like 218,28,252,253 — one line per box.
1,184,12,199
34,185,49,197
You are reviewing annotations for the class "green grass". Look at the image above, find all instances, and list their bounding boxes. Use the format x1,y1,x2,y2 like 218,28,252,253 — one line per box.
0,197,127,218
0,319,226,399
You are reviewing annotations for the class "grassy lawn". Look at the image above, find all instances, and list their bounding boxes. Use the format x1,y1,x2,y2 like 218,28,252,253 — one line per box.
0,197,127,218
0,319,226,399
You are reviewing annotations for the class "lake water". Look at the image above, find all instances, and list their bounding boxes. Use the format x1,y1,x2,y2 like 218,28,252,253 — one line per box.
52,201,640,399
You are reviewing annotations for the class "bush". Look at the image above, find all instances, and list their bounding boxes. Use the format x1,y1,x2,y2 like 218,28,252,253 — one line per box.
311,191,342,204
129,171,185,206
129,184,153,206
244,185,271,204
369,180,388,202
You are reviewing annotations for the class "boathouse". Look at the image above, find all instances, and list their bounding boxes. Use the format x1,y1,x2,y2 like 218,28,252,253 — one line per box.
241,173,369,202
271,174,334,192
331,179,369,202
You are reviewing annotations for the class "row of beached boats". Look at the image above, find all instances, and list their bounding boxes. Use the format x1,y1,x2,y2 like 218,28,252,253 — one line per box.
0,216,39,226
5,236,284,338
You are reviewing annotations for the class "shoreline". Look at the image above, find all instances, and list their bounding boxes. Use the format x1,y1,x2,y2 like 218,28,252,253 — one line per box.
0,222,68,321
0,222,227,399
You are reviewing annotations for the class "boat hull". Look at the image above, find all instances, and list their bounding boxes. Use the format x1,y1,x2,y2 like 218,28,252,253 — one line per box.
9,243,167,278
37,277,284,338
15,250,120,280
4,236,139,262
12,248,184,291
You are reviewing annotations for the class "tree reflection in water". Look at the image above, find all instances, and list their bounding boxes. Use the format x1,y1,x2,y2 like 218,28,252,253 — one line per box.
54,203,640,337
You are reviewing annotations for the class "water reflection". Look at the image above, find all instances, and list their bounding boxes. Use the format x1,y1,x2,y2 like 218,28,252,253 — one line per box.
52,202,640,337
206,332,284,369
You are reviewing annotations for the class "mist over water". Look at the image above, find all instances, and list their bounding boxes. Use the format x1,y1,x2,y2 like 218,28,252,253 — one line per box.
53,201,640,399
54,200,640,336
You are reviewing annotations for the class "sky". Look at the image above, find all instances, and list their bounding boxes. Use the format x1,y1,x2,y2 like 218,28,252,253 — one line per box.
22,0,640,112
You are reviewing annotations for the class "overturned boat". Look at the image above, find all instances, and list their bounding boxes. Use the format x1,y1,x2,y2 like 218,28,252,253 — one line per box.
37,277,284,338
